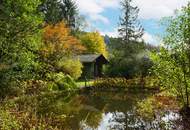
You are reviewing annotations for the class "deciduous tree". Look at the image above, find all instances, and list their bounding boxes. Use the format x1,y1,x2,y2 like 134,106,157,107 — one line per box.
42,21,85,58
151,3,190,110
80,32,108,57
40,21,85,79
0,0,43,96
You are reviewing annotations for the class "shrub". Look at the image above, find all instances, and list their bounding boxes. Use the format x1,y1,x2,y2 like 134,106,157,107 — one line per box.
94,78,127,89
56,58,83,80
3,91,77,129
46,72,77,90
93,77,160,90
47,82,59,91
23,80,49,95
0,109,21,130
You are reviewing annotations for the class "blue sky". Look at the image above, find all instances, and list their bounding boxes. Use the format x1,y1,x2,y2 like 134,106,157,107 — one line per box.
75,0,189,45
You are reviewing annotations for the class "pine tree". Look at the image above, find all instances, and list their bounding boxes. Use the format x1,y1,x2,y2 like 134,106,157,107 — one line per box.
61,0,78,29
39,0,62,24
40,0,78,29
118,0,144,44
106,0,146,78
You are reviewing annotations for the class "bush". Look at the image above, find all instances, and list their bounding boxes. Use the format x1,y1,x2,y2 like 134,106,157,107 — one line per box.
93,77,160,90
47,82,59,91
1,91,77,129
0,109,21,130
23,80,49,95
56,58,83,80
46,72,77,90
94,78,127,89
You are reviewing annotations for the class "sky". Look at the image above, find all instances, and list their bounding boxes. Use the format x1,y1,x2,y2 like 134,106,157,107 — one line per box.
75,0,189,45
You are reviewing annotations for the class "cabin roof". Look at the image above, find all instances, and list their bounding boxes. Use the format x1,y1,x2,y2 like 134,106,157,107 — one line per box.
78,54,108,63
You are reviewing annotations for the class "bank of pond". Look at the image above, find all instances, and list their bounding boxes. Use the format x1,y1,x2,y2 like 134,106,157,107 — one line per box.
0,78,190,130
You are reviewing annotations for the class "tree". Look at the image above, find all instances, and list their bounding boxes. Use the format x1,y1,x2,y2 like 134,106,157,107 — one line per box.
40,21,85,79
80,32,108,57
42,21,85,57
39,0,62,24
105,0,146,78
60,0,78,29
151,3,190,110
0,0,43,96
56,58,83,79
118,0,144,44
105,37,147,78
40,0,78,29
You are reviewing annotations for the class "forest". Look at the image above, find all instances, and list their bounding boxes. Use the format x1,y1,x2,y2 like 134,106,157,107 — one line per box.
0,0,190,129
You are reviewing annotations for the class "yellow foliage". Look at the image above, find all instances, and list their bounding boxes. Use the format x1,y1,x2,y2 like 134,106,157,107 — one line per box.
80,32,108,57
56,58,83,79
42,21,86,57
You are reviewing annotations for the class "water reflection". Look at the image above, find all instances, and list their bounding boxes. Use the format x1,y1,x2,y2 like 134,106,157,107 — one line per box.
39,90,186,130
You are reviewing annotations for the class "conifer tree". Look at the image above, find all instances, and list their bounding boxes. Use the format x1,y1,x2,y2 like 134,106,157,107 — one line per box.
61,0,78,29
40,0,78,29
118,0,144,44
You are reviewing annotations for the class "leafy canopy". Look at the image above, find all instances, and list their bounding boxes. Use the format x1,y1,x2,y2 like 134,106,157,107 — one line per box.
151,3,190,108
0,0,43,80
40,21,84,81
42,21,86,57
80,32,108,57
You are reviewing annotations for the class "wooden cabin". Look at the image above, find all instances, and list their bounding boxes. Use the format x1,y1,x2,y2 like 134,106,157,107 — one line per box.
78,54,108,79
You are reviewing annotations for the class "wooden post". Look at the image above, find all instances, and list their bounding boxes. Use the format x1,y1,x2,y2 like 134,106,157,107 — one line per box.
85,76,87,87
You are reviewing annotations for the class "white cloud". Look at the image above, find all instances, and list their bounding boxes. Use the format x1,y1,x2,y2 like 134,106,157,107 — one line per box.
75,0,120,24
75,0,189,45
133,0,189,19
100,28,119,37
89,14,110,24
75,0,189,24
75,0,103,15
142,32,160,45
95,0,120,9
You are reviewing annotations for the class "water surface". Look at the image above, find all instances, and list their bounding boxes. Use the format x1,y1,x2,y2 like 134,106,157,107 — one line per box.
51,90,185,130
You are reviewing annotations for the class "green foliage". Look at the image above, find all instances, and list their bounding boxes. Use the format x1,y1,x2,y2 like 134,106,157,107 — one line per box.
47,82,59,91
40,0,78,29
151,3,190,108
137,97,156,121
0,0,43,95
119,0,144,42
0,91,78,129
0,109,21,130
40,0,62,24
93,77,160,90
151,48,190,107
61,0,78,28
105,0,155,78
76,81,94,87
46,72,77,90
106,37,153,78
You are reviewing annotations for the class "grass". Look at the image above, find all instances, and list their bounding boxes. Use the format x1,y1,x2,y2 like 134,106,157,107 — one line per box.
76,80,94,88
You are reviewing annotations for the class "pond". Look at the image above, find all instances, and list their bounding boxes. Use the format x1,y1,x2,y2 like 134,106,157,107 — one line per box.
46,89,187,130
